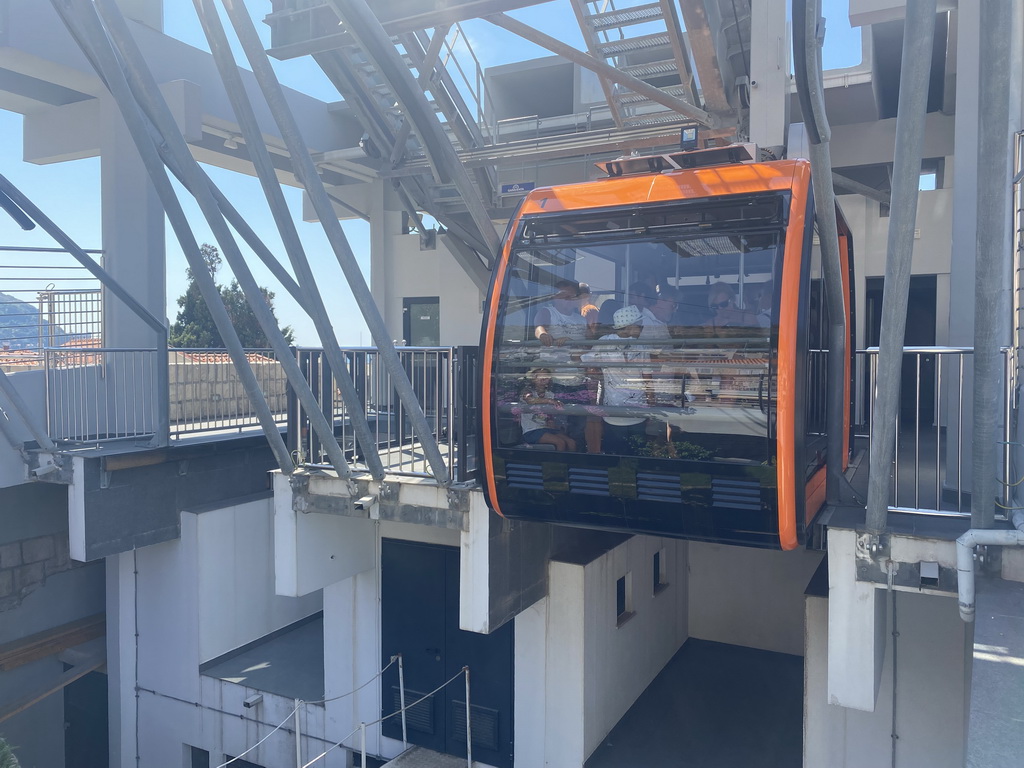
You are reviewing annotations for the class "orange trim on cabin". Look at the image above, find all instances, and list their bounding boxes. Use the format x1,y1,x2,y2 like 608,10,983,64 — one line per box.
805,466,828,529
775,162,811,551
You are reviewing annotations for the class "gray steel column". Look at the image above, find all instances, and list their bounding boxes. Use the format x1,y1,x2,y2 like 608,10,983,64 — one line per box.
972,0,1014,529
88,0,356,479
222,0,452,484
866,0,937,533
794,0,855,506
52,0,295,473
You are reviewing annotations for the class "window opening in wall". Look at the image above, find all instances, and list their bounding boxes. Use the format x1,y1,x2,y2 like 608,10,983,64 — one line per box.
653,548,668,594
189,746,210,768
616,572,634,626
919,171,937,191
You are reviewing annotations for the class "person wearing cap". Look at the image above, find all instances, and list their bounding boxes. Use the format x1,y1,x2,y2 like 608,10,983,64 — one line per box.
581,304,655,455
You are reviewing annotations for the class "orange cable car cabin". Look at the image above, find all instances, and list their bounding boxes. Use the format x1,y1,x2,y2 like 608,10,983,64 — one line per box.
480,150,854,550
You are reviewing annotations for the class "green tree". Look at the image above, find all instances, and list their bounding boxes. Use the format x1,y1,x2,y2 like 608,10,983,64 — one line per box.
0,738,21,768
169,244,294,348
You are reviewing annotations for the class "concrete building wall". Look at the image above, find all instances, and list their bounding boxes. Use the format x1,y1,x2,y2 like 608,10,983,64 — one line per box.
108,494,325,768
514,535,688,767
804,590,970,768
195,497,321,664
0,483,105,768
688,542,823,656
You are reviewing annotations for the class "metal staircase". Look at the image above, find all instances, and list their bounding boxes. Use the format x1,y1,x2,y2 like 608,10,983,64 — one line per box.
570,0,700,128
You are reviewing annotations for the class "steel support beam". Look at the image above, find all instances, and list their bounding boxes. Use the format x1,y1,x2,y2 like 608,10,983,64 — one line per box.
793,0,858,507
865,0,938,533
53,0,295,473
485,12,719,129
222,0,453,484
90,0,361,480
327,0,501,259
0,173,170,446
832,171,891,205
971,0,1014,529
195,0,390,479
679,0,734,114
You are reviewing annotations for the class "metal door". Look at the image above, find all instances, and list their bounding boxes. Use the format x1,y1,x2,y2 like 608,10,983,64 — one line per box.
403,297,440,347
381,539,513,767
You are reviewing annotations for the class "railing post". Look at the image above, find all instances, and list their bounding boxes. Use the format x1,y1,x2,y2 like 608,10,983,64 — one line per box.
397,654,408,749
464,666,472,768
152,331,169,447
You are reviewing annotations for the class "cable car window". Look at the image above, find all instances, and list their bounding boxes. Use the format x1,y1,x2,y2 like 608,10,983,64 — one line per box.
493,205,782,464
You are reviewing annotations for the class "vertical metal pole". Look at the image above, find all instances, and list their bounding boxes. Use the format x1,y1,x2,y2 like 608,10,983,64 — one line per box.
294,700,302,768
397,654,408,749
464,667,472,768
972,0,1014,529
360,722,367,768
865,0,937,531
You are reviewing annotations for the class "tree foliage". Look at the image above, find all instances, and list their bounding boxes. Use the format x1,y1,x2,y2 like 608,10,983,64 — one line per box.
0,738,20,768
169,244,294,348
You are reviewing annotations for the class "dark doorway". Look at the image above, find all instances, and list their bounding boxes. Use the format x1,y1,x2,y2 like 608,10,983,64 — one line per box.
865,275,937,423
63,670,108,768
403,297,440,347
381,539,513,768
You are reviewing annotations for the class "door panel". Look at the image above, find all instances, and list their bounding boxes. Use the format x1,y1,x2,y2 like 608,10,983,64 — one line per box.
381,540,514,767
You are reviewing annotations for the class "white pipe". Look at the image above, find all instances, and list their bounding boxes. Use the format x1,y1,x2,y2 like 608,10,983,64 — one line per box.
956,509,1024,622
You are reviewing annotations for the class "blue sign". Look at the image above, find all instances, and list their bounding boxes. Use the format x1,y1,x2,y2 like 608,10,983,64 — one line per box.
501,181,536,195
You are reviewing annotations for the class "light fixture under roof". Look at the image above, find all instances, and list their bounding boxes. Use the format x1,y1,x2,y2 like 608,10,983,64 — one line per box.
223,135,240,150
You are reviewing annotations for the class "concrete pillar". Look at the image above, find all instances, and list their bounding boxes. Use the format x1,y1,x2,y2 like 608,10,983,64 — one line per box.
106,550,137,768
367,180,406,342
99,95,165,349
748,0,788,149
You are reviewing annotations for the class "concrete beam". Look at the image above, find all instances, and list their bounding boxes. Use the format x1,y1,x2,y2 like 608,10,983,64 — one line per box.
826,112,955,169
273,472,375,597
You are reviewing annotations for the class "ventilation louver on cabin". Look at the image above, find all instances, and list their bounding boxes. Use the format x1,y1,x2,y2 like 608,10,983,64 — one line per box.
568,466,610,496
450,700,500,751
392,687,434,734
711,478,762,511
505,462,544,490
637,472,683,503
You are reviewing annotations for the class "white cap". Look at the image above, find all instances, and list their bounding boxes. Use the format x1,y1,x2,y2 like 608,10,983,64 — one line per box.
612,304,643,329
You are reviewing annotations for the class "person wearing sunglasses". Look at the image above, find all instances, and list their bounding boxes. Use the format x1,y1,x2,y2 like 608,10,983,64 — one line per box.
704,282,755,330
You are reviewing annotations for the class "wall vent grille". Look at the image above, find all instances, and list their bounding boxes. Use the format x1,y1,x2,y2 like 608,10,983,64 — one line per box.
505,462,544,490
569,467,610,496
637,472,683,503
711,478,762,511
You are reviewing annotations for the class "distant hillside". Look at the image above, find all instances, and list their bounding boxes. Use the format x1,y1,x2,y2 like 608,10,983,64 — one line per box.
0,291,74,350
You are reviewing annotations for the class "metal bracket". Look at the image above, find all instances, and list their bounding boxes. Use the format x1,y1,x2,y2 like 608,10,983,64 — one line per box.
856,531,890,562
100,469,111,490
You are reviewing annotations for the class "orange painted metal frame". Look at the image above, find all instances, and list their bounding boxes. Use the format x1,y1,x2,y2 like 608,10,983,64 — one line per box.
481,160,813,549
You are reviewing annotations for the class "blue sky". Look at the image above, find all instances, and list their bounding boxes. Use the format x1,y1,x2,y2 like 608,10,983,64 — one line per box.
0,0,862,346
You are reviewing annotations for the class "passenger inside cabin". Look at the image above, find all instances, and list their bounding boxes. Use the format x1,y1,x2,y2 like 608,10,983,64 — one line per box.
704,282,756,330
577,282,600,338
581,305,654,455
518,367,577,451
